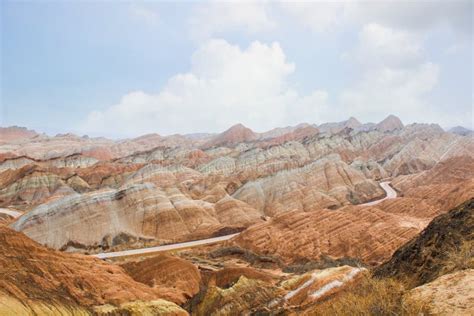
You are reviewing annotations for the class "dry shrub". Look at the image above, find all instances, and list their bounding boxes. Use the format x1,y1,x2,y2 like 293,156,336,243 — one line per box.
442,240,474,275
308,273,429,316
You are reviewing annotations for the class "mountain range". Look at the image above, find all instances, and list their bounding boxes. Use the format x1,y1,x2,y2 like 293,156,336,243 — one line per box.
0,115,473,315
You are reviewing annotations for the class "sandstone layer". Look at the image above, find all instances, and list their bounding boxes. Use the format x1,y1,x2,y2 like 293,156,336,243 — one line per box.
0,226,187,315
120,254,201,305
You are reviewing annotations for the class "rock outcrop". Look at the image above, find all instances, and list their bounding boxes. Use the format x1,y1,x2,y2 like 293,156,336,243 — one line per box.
194,276,283,315
121,254,201,305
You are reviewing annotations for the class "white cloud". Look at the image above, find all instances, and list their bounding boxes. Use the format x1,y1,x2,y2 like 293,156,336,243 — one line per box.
349,23,423,68
339,23,440,123
80,40,329,136
189,1,275,39
340,62,439,120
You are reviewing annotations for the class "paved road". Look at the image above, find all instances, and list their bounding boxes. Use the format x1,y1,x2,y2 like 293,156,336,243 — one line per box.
93,233,240,259
0,208,22,218
93,182,396,259
360,181,397,206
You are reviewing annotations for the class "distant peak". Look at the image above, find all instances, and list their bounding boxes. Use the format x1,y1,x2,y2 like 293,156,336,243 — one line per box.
376,115,404,132
345,117,362,127
227,123,250,130
449,126,473,136
133,133,162,141
221,123,255,136
205,123,256,147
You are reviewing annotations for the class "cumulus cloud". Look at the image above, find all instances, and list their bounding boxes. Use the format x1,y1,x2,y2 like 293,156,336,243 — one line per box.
339,23,440,123
189,1,275,39
340,63,439,120
80,40,329,137
81,2,470,137
347,23,423,68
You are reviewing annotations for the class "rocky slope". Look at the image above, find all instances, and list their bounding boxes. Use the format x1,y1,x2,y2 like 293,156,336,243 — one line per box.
10,183,229,252
0,226,187,315
407,269,473,315
121,254,201,305
189,264,366,315
232,155,384,215
232,205,423,265
374,198,473,285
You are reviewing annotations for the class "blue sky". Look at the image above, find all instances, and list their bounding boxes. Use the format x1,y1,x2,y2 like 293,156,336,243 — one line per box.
1,1,472,138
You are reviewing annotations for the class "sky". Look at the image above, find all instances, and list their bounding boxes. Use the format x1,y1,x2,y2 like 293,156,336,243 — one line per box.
1,0,472,138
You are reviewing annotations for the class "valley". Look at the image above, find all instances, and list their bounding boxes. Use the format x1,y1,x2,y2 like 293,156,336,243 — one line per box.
0,116,473,315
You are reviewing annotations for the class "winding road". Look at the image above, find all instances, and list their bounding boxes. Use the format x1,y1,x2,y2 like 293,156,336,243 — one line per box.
93,233,240,259
360,181,397,206
93,181,397,259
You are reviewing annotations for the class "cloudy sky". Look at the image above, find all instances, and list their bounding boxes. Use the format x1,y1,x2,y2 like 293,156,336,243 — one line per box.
1,1,472,137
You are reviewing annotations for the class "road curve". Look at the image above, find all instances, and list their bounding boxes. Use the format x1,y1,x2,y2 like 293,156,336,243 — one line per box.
93,182,396,259
360,181,397,206
93,233,240,259
0,208,22,218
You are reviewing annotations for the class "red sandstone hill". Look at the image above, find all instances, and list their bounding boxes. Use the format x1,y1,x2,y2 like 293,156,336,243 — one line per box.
204,123,257,147
231,205,423,265
120,254,201,305
0,226,188,314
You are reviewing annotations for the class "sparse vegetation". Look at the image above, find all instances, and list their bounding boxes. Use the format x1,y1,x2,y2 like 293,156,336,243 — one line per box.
442,240,474,275
308,273,429,316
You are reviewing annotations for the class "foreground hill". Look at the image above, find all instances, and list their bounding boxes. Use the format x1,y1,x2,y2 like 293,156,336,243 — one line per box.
0,226,188,315
285,199,473,315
